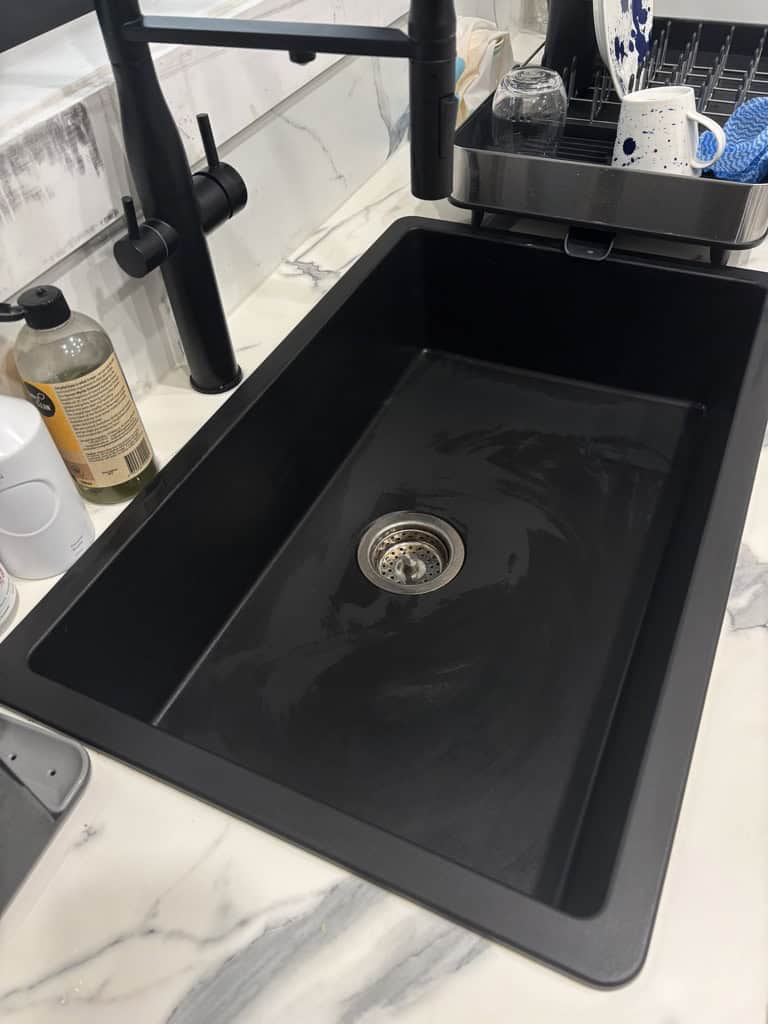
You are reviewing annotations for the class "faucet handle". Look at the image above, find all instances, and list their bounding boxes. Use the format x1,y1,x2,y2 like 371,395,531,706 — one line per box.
197,114,220,171
123,195,142,239
193,114,248,235
114,195,179,279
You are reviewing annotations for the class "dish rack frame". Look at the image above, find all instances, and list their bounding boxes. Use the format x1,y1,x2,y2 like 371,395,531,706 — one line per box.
451,18,768,263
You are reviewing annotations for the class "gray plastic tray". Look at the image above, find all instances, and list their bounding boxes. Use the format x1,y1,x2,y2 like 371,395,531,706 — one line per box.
0,713,89,917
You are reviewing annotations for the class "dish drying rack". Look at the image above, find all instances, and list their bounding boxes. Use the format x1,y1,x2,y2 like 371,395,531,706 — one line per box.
451,19,768,263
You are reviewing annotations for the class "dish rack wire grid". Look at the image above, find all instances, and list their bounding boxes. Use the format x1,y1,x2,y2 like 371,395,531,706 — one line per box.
555,20,768,166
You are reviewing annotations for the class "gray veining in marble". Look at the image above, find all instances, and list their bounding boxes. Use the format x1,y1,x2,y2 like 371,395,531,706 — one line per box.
0,104,103,222
338,922,485,1024
282,259,343,285
372,60,410,158
279,115,348,187
166,879,383,1023
281,183,410,284
728,545,768,631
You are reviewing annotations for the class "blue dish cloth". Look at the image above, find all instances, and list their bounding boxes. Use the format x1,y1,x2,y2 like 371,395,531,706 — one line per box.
699,97,768,184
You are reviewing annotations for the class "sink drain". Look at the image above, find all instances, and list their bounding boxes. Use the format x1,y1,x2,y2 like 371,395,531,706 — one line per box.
357,512,465,595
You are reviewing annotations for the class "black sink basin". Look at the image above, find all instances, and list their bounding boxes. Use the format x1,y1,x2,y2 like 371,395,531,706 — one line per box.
3,219,767,985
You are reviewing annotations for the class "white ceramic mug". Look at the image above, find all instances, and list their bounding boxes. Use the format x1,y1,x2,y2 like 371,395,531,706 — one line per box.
612,86,726,176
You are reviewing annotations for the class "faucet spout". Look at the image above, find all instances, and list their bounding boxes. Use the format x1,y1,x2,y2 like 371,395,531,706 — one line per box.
407,0,458,199
96,0,456,392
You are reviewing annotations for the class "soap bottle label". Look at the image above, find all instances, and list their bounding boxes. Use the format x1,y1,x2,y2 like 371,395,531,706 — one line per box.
24,354,153,489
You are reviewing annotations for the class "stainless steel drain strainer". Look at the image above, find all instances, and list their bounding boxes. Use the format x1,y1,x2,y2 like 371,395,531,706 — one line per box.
357,512,465,595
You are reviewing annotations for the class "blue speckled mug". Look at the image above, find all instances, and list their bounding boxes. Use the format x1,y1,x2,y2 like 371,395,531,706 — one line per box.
612,85,726,176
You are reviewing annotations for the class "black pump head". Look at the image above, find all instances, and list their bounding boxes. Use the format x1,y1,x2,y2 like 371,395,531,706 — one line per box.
0,286,71,329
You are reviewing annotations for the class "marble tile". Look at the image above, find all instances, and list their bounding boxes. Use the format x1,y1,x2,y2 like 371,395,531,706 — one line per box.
730,542,768,631
0,1,264,132
206,49,410,316
0,92,127,298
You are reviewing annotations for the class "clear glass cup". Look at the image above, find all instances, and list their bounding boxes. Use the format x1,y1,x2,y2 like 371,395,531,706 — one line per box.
491,66,568,156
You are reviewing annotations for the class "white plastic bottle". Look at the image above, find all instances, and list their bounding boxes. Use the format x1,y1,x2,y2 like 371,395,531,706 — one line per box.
0,396,94,579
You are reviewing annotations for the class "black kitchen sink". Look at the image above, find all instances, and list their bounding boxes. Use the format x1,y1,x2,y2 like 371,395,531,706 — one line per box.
2,219,767,985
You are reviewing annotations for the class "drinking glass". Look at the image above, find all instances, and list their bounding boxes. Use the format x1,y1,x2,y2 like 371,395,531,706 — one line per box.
491,67,568,156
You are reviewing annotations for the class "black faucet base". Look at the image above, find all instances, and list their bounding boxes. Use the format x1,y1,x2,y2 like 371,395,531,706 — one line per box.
190,365,243,394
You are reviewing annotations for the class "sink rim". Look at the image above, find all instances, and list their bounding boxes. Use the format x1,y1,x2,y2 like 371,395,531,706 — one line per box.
1,217,767,987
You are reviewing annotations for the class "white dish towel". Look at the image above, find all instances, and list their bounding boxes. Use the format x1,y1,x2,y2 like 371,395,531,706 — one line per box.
455,17,514,125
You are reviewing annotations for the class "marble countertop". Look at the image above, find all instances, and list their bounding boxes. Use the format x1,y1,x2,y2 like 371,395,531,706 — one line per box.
2,149,768,1023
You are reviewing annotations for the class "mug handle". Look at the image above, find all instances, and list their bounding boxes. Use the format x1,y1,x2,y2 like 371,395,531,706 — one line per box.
688,111,726,171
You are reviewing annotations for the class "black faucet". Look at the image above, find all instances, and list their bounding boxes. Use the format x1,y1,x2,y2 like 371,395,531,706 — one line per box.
95,0,457,393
